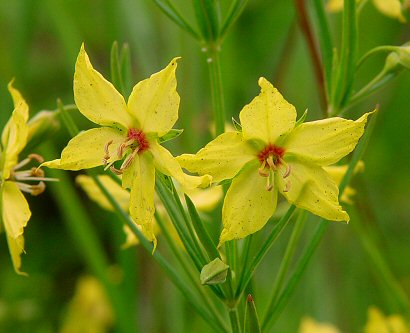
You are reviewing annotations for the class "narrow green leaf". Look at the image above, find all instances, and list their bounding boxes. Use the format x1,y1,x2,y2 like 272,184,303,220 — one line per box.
110,41,125,95
185,194,220,260
220,0,249,39
295,109,308,126
57,99,79,137
159,129,184,143
244,294,261,333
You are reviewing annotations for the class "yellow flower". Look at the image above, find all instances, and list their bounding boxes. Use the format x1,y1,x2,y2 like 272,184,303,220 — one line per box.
76,174,223,248
324,161,364,204
43,44,210,245
178,78,372,245
0,82,53,275
327,0,407,22
365,307,410,333
299,317,341,333
60,276,113,333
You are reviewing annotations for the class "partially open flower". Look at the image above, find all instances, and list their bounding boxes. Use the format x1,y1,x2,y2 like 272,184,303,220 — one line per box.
0,82,56,275
178,78,373,245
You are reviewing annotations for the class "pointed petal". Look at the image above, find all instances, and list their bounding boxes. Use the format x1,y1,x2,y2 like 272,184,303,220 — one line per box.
150,141,211,189
42,127,125,170
373,0,406,22
122,152,156,245
2,181,31,275
219,163,278,245
128,58,180,136
185,185,223,212
76,175,129,212
277,160,349,222
74,44,134,129
1,82,29,179
284,112,373,166
177,132,256,184
240,78,296,144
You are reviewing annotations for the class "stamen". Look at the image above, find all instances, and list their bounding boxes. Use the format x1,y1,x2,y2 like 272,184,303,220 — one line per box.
281,161,291,178
266,171,274,191
110,165,123,175
28,154,44,164
258,160,269,177
103,140,113,165
283,180,291,193
266,155,277,171
15,181,46,196
120,147,140,170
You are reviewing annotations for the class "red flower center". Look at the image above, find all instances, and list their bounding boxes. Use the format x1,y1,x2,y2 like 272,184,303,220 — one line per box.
127,128,149,153
257,144,285,165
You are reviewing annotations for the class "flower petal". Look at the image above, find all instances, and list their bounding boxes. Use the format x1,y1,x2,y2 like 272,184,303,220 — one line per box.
177,132,256,183
240,77,296,144
128,58,180,136
74,44,134,129
1,82,29,179
122,152,156,245
277,159,349,222
150,141,211,189
42,127,125,170
284,112,373,166
76,175,129,211
219,163,278,245
185,185,223,212
2,181,31,275
373,0,406,22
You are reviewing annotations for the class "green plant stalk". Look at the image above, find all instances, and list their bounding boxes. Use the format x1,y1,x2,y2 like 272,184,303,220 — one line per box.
265,111,377,327
356,45,399,69
42,148,133,333
185,194,220,260
192,0,218,41
206,45,226,136
151,0,200,40
229,307,242,333
220,0,248,40
154,211,228,326
331,0,357,111
261,210,306,331
235,205,297,298
110,41,126,95
92,175,229,333
351,206,410,316
312,0,334,100
155,176,206,271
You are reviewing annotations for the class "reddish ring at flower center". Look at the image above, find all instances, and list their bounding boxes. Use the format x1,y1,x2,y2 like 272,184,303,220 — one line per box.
257,144,285,165
127,128,149,153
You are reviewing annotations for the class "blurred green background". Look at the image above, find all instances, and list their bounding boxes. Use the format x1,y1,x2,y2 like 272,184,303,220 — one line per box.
0,1,409,332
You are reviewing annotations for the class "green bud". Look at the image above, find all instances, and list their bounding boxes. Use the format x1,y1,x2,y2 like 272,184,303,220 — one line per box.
200,258,229,285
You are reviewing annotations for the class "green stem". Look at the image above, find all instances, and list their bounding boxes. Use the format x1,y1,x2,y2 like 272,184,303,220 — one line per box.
235,205,297,298
356,45,399,69
261,210,307,331
228,308,242,333
92,175,229,333
206,44,225,136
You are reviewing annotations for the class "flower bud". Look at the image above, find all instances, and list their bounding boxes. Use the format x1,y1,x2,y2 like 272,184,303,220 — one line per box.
200,258,229,285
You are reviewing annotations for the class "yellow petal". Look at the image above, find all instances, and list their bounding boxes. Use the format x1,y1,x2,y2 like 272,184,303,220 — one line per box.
150,141,211,189
299,317,341,333
2,181,31,275
74,44,134,129
373,0,406,22
42,127,125,170
365,307,410,333
128,58,180,136
177,132,256,184
326,0,344,12
185,185,223,212
122,152,156,245
1,82,29,179
76,175,129,212
240,77,296,144
219,163,278,245
284,112,373,166
277,159,349,222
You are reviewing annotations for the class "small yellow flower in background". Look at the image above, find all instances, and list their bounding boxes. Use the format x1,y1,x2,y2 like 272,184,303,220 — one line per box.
178,78,372,245
324,161,364,204
43,44,211,246
327,0,407,22
299,317,341,333
0,82,56,275
76,174,223,248
365,307,410,333
60,276,113,333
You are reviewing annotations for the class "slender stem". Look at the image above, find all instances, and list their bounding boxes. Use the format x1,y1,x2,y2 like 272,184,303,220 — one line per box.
356,45,398,69
92,175,229,333
261,210,307,331
229,308,242,333
294,0,327,113
235,205,297,298
206,44,225,136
